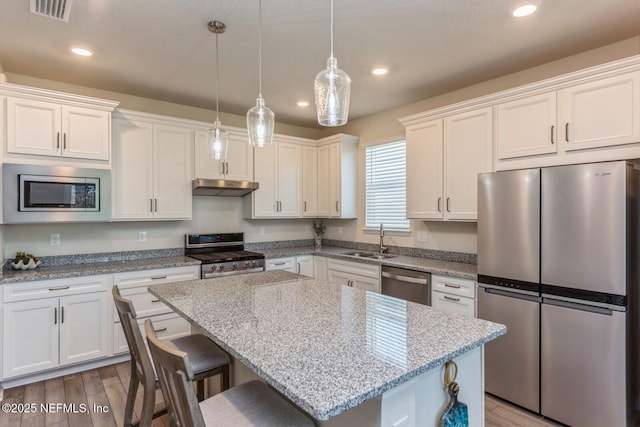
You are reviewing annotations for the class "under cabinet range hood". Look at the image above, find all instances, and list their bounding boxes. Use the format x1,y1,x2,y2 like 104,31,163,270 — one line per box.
192,178,259,197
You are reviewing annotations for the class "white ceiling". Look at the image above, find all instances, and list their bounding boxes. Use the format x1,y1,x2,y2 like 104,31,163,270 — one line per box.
0,0,639,128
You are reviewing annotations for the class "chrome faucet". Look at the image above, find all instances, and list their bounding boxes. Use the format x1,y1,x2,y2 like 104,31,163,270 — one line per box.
379,224,388,254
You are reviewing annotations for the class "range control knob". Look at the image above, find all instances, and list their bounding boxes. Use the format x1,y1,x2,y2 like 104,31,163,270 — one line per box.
232,262,238,270
218,264,225,272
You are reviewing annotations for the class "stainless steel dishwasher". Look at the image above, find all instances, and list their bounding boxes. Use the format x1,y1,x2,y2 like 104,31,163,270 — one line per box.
381,266,431,306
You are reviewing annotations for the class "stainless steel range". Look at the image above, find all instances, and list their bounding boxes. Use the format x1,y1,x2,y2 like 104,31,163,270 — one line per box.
185,233,265,279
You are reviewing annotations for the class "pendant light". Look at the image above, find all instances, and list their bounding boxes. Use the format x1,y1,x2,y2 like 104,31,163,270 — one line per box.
207,20,229,161
246,0,274,148
314,0,351,127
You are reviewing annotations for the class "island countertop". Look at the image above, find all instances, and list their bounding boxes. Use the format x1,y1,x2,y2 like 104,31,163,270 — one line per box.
148,270,505,421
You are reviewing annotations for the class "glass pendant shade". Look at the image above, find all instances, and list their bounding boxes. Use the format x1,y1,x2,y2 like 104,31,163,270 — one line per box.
247,96,274,148
314,56,351,127
208,120,228,160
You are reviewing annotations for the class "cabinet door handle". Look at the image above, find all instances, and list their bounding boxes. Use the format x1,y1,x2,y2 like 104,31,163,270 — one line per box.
225,162,229,175
56,132,60,149
273,262,286,266
444,295,460,302
446,197,451,212
150,199,154,212
151,275,168,280
220,162,225,175
444,283,461,289
61,306,64,323
154,199,158,213
154,327,168,333
49,286,70,291
151,299,162,303
550,125,555,144
303,201,307,212
565,123,569,142
335,200,340,212
437,197,442,212
54,307,58,325
63,133,67,150
297,262,301,274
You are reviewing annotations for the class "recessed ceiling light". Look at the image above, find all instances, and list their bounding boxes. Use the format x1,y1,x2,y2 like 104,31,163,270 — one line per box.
512,4,538,17
71,47,93,57
297,100,309,107
371,67,389,76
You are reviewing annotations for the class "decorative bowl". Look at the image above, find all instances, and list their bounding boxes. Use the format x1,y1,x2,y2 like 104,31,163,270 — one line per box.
11,259,41,270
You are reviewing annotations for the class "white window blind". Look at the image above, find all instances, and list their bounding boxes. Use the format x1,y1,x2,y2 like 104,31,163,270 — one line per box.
365,140,409,231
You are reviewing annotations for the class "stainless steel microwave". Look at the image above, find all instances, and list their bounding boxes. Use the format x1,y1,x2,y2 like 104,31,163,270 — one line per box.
3,163,111,223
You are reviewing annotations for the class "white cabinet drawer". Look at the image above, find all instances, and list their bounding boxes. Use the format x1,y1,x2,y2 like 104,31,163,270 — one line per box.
328,258,380,278
266,257,296,272
431,275,476,299
3,275,113,303
432,291,475,317
113,286,172,320
113,312,191,355
113,265,199,289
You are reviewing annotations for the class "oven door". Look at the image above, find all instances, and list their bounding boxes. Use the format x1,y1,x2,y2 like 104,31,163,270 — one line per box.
202,266,265,279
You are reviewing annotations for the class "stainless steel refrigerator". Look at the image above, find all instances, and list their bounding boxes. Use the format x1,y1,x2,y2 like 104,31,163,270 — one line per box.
477,161,640,427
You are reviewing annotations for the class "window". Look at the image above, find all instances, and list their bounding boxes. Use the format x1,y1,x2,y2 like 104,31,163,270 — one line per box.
365,140,409,231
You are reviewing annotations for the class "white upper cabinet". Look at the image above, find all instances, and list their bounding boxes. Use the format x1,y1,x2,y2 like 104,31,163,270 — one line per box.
247,137,302,218
2,84,118,162
112,111,192,220
496,92,558,159
302,145,318,217
404,108,492,221
316,134,358,219
194,130,253,181
406,120,443,219
558,72,640,151
444,108,493,220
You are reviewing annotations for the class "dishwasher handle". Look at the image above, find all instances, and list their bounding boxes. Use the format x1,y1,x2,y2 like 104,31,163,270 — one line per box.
381,271,428,285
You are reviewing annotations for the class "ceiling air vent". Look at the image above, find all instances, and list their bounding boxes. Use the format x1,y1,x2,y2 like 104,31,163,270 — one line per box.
29,0,73,23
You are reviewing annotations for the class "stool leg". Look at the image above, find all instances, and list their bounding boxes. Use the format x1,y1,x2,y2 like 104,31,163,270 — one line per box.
221,364,230,391
124,363,139,427
196,379,205,401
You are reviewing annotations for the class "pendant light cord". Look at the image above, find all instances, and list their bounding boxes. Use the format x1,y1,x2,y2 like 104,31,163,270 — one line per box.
258,0,263,98
330,0,334,58
215,32,220,122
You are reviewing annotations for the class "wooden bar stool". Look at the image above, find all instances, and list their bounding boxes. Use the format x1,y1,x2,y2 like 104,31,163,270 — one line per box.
113,286,230,427
145,318,316,426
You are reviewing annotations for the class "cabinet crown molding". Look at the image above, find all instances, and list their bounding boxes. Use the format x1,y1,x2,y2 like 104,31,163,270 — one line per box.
399,54,640,127
0,82,119,111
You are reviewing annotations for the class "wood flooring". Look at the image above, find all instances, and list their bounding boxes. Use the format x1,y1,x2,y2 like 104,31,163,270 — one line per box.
1,361,563,426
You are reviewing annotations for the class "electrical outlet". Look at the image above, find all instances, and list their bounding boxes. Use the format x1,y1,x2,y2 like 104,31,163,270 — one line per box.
50,234,60,246
138,231,147,242
417,231,428,242
259,227,266,235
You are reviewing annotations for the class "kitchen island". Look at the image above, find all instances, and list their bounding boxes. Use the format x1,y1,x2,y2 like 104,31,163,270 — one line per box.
149,270,505,426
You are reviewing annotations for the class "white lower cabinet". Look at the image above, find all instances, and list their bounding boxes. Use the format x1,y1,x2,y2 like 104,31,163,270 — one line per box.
266,256,314,277
112,265,199,355
431,274,476,317
313,256,327,281
2,275,111,379
327,258,381,293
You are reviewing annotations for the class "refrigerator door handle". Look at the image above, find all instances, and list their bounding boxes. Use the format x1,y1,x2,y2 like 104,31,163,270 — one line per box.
481,286,541,303
543,297,613,316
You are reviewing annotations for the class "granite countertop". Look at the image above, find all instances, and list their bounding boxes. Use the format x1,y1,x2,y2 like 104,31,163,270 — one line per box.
0,256,200,284
260,246,478,280
149,270,505,421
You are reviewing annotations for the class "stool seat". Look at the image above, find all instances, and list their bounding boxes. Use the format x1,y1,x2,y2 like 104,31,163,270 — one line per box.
172,334,229,377
199,380,315,427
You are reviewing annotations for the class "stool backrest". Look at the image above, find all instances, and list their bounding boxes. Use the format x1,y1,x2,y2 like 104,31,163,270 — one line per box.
145,318,205,427
112,286,156,385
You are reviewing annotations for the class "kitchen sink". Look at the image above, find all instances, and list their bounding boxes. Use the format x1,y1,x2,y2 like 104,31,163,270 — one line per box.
341,251,397,260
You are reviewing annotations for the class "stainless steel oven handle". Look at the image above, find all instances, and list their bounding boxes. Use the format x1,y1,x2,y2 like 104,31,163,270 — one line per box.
203,267,265,279
381,271,428,285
